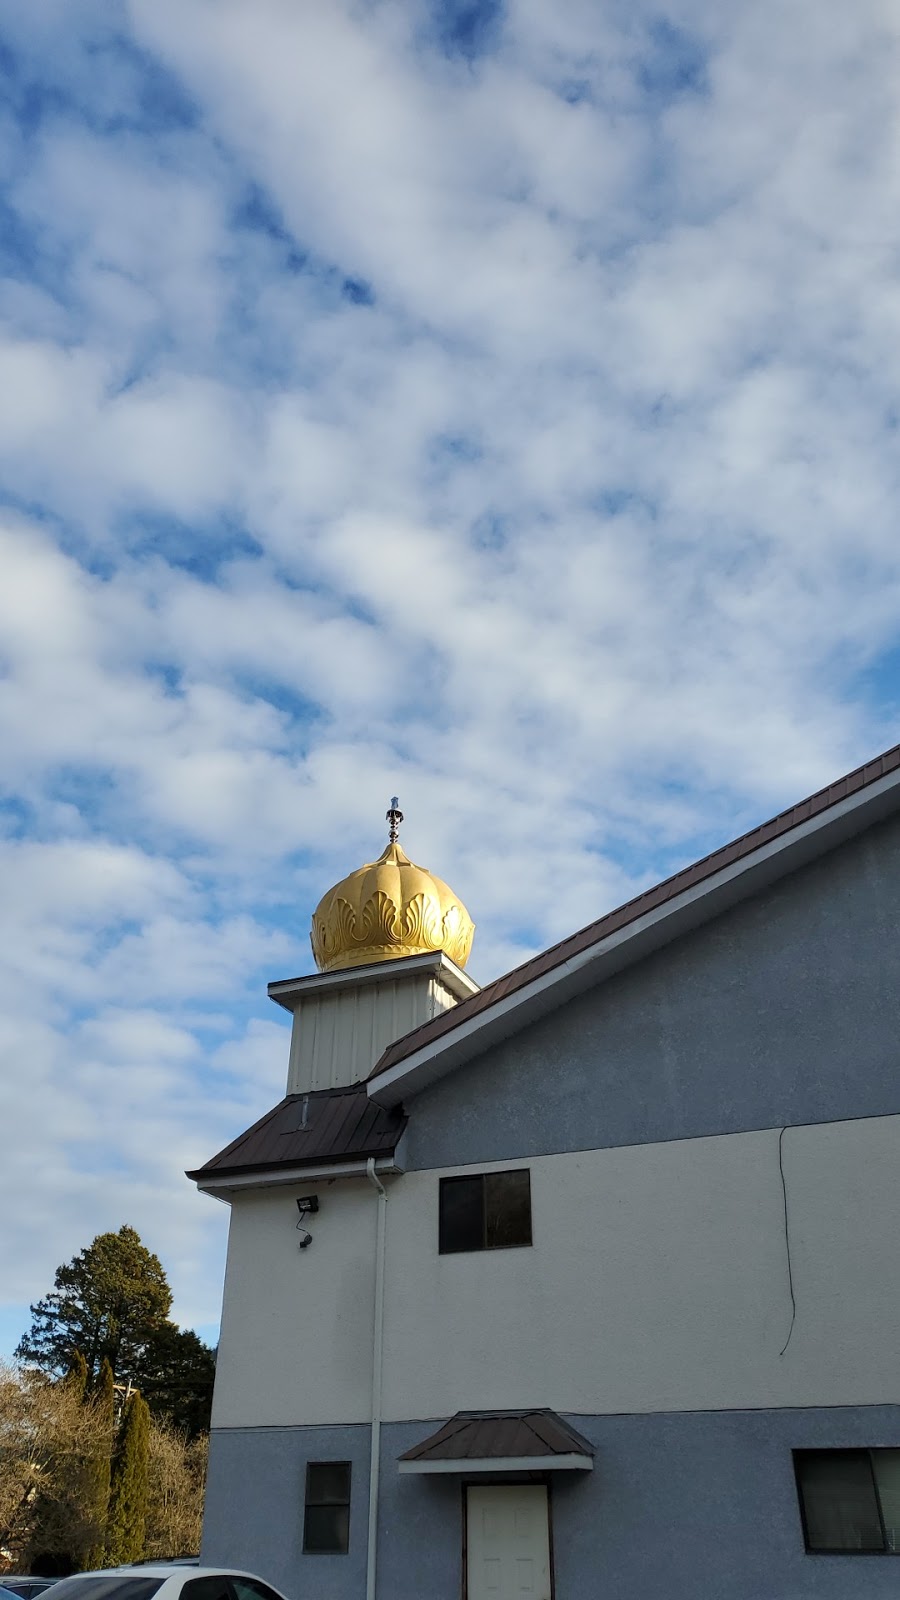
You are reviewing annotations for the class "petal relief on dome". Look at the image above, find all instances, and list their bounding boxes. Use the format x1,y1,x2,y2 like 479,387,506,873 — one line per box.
360,889,402,946
403,892,442,949
442,903,474,965
333,896,360,954
312,897,357,966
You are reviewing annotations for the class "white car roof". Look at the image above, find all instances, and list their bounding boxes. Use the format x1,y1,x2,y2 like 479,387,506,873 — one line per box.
68,1566,287,1598
109,1572,263,1580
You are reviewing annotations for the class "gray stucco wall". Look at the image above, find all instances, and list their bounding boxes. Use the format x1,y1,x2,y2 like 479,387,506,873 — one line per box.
404,812,900,1170
203,1406,900,1600
201,1423,370,1600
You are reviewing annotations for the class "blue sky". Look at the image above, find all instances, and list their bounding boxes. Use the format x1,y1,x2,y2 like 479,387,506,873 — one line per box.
2,0,900,1356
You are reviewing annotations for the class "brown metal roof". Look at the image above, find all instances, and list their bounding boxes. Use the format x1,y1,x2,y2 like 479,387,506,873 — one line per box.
372,740,900,1081
398,1409,594,1463
187,1085,406,1180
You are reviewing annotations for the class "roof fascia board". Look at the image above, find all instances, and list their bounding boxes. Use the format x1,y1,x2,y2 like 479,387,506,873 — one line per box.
268,951,479,1011
398,1454,593,1474
369,765,900,1108
192,1154,402,1197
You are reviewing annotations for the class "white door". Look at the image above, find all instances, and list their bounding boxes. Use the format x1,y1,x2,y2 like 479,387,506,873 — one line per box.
466,1484,552,1600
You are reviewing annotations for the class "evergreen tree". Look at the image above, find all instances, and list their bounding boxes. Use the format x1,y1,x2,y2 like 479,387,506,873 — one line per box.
140,1325,216,1440
64,1350,88,1403
16,1228,171,1384
16,1228,216,1434
83,1360,115,1570
94,1356,116,1413
105,1393,150,1567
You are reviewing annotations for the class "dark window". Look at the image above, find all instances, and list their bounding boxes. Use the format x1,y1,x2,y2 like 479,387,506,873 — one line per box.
2,1586,59,1598
43,1582,164,1600
304,1460,351,1554
181,1580,233,1600
231,1582,285,1600
439,1170,532,1254
795,1449,900,1553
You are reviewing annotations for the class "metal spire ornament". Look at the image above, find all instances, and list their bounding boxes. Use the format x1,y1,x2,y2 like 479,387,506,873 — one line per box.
386,796,403,843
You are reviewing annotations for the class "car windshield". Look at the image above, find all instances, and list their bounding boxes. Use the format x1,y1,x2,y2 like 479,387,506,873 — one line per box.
39,1581,164,1600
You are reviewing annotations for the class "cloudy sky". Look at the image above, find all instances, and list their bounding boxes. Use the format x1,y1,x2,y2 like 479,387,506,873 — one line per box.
2,0,900,1356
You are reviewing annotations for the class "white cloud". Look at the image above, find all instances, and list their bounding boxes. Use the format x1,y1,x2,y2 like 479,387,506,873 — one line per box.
1,0,900,1348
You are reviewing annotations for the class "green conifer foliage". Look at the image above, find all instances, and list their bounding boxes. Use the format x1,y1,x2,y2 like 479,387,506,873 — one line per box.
105,1392,150,1567
94,1358,116,1413
140,1325,216,1439
16,1227,171,1382
65,1350,88,1403
16,1227,215,1434
83,1359,115,1570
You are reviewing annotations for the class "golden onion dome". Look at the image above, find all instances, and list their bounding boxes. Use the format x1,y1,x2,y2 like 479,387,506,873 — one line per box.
310,799,475,973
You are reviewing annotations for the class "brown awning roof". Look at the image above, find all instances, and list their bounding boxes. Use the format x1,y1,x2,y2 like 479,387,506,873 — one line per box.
187,1085,406,1183
398,1410,594,1474
371,740,900,1083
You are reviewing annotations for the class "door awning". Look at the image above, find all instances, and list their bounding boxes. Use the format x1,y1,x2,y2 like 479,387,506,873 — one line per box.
397,1409,594,1475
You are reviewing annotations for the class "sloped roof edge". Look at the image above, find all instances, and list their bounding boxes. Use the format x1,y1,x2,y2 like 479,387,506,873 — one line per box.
187,1085,406,1183
368,742,900,1107
397,1409,595,1468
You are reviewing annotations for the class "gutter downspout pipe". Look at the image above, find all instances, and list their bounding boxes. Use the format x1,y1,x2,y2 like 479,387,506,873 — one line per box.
365,1158,388,1600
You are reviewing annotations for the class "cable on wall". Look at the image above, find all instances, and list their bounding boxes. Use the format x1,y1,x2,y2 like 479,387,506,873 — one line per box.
778,1125,797,1357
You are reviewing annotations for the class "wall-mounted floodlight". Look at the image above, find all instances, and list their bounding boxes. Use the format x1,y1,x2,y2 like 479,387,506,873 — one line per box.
296,1195,319,1250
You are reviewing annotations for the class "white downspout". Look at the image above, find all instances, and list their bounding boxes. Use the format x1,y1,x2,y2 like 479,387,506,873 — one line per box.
365,1158,387,1600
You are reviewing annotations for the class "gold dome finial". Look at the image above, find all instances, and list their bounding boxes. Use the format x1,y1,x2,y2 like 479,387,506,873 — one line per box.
310,801,475,974
386,795,403,844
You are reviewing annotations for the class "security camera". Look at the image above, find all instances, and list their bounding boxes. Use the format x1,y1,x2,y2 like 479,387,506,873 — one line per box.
297,1227,313,1250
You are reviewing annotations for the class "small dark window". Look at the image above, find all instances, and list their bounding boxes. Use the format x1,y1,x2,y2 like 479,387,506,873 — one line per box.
45,1583,165,1600
304,1460,351,1554
232,1582,286,1600
439,1170,532,1254
181,1581,233,1600
795,1449,900,1553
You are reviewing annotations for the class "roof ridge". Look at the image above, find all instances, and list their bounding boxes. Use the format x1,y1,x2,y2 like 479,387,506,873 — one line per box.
286,1083,367,1099
369,739,900,1081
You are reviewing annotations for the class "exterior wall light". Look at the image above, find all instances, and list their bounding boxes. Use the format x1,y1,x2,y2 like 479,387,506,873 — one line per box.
296,1195,319,1250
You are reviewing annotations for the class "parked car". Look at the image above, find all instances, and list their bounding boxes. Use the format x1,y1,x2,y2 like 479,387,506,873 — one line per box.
32,1569,289,1600
1,1583,60,1598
